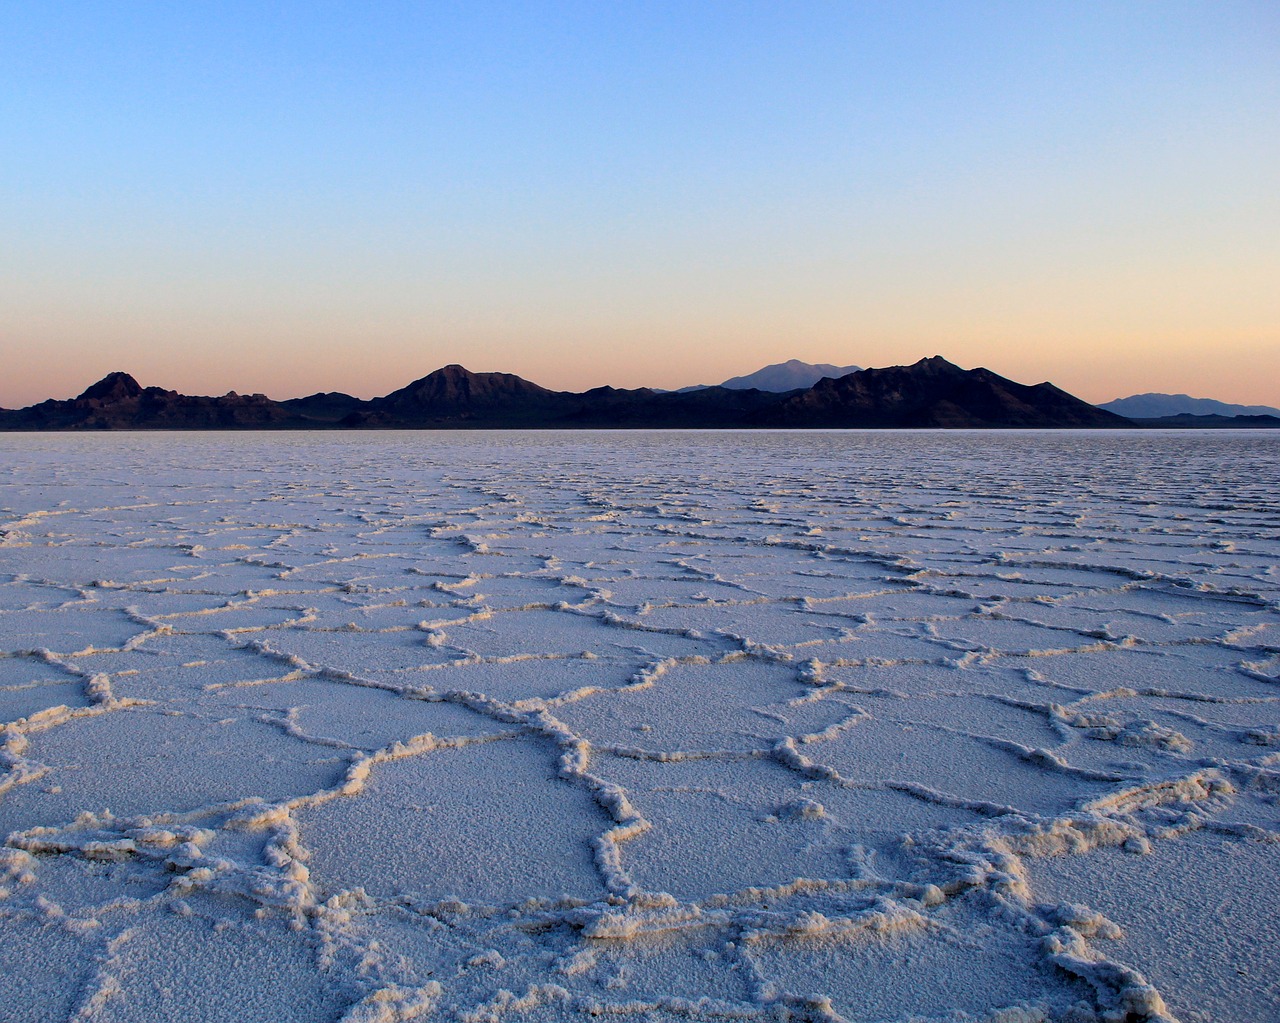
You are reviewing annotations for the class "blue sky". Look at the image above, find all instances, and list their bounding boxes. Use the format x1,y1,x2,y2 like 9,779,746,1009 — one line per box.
2,2,1277,404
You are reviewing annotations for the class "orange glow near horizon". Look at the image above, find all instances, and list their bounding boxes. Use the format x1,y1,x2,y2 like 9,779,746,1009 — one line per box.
4,320,1278,409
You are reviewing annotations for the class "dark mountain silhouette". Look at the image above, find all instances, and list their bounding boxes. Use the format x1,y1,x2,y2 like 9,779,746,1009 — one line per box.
384,364,556,410
78,371,145,403
559,384,787,428
280,390,365,422
1125,413,1280,429
4,375,300,430
761,356,1123,428
352,365,570,426
0,357,1189,431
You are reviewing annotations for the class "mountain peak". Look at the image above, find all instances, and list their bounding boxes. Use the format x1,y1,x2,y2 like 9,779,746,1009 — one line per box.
430,364,477,380
911,356,964,373
719,359,863,392
380,365,554,413
77,372,143,402
777,357,1124,428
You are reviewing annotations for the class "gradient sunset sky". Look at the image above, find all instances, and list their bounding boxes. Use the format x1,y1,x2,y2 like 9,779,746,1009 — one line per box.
3,2,1277,408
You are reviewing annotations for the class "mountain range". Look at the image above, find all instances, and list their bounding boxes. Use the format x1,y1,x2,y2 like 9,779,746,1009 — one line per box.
1,358,1275,431
0,357,1130,431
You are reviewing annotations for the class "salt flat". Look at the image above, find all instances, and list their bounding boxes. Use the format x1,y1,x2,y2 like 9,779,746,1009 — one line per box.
1,430,1278,1023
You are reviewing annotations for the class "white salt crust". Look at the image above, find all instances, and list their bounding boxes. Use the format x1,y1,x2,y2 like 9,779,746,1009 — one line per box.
1,429,1278,1022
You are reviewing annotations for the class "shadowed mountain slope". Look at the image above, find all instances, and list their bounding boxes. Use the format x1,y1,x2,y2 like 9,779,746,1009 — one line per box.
2,374,303,430
343,365,571,427
761,356,1126,428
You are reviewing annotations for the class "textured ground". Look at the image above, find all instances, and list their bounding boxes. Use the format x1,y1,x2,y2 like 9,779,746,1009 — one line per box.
1,430,1278,1023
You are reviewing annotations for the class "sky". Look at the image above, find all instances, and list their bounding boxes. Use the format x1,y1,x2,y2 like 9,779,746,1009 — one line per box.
2,1,1277,407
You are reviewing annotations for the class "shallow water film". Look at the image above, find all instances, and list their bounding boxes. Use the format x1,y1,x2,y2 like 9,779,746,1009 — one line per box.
2,430,1278,1023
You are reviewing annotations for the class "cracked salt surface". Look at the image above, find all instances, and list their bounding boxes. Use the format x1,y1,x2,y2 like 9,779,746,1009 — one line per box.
1,430,1278,1023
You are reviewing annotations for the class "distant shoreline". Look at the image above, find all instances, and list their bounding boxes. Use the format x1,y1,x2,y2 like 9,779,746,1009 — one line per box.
4,424,1280,435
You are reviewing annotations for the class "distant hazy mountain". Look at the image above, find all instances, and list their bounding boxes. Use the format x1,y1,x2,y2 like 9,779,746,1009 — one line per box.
678,359,862,393
719,359,862,391
1100,392,1280,419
